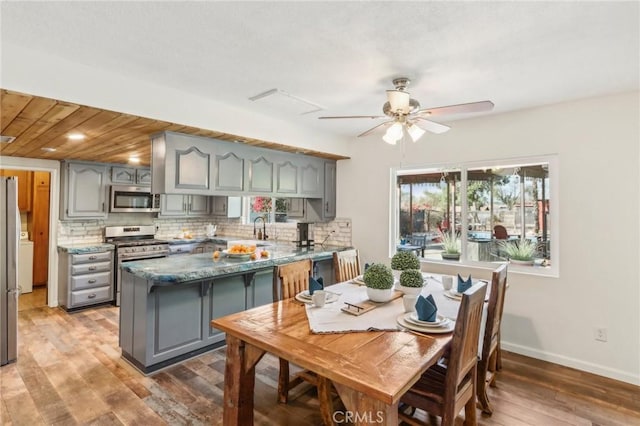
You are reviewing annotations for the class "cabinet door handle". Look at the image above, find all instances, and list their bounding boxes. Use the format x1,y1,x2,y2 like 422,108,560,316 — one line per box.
88,279,97,284
325,201,329,213
89,256,97,260
88,267,97,271
88,293,96,299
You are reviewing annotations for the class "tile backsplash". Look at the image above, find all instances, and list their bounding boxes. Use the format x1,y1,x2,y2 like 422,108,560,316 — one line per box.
57,213,352,247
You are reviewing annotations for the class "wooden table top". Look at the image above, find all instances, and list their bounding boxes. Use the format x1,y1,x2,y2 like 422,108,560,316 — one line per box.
212,298,451,405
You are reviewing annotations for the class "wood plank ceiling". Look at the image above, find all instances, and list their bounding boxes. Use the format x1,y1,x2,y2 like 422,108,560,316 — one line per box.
0,89,348,166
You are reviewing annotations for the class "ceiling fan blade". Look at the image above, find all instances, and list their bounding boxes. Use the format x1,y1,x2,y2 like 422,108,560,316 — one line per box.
357,120,394,137
416,100,494,117
318,115,385,119
414,117,450,134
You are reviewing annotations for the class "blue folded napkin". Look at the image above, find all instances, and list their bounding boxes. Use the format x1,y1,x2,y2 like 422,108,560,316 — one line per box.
309,276,324,295
457,274,472,293
415,294,437,322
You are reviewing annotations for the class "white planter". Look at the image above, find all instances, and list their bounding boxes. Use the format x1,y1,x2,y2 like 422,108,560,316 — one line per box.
509,259,534,266
366,287,395,303
397,284,423,296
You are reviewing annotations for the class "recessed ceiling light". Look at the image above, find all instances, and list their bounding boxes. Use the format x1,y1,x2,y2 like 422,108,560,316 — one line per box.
0,135,16,144
68,133,85,141
128,156,141,164
41,147,57,152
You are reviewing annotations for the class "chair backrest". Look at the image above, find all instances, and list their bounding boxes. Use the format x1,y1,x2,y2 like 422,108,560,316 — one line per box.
493,225,508,240
273,259,313,301
411,234,427,247
333,249,361,283
445,282,487,398
481,263,508,362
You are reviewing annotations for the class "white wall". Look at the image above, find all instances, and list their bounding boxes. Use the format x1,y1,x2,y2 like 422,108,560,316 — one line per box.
337,91,640,385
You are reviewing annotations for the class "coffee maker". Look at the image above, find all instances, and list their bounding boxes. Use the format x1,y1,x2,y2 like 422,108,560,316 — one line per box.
295,222,314,247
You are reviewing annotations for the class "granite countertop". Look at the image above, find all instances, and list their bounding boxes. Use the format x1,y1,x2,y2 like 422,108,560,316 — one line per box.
122,244,349,283
58,243,115,254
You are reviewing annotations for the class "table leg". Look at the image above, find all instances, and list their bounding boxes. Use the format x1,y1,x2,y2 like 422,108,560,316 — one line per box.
223,335,265,426
333,383,398,425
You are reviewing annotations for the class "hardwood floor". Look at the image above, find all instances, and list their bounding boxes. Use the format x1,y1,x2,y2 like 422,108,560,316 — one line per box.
1,302,639,425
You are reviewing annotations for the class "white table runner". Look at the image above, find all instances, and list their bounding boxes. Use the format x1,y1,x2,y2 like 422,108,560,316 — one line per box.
304,275,474,333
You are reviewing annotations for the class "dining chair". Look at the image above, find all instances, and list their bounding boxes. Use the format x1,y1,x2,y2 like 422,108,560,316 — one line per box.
476,263,508,414
333,249,361,282
272,259,318,403
399,282,487,426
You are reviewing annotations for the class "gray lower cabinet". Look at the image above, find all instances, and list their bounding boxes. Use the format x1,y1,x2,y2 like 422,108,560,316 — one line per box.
313,256,335,286
159,194,211,217
61,161,108,219
119,268,274,373
58,250,114,310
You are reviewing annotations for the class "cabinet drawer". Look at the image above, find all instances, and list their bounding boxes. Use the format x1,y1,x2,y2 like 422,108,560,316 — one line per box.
70,286,112,307
72,251,112,264
71,271,111,290
71,261,111,275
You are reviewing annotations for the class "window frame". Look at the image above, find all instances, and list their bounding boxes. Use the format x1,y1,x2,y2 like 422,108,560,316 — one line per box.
389,155,559,277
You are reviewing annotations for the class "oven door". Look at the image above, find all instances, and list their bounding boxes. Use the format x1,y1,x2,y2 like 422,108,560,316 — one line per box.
115,252,167,306
110,186,160,213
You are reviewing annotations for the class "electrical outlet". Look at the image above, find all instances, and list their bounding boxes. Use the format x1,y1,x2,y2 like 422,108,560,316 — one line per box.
594,327,607,342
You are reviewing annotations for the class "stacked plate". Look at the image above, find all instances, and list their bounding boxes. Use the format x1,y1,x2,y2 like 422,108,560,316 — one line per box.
443,289,463,300
396,312,455,334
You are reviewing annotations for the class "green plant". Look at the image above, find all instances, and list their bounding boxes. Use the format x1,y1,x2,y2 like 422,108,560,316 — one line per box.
391,251,420,270
399,270,424,288
440,231,460,254
363,263,394,290
499,239,538,261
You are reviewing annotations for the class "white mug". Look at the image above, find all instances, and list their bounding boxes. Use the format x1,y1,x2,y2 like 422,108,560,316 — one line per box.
442,276,453,291
311,290,327,308
403,295,418,312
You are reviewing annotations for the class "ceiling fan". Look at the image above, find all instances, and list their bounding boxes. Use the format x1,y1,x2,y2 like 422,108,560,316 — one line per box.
319,77,494,144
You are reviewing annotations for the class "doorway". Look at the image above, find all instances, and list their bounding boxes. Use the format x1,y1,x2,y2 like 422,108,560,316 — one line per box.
0,168,51,310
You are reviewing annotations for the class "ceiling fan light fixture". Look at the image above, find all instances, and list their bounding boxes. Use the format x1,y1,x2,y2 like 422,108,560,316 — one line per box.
407,123,426,142
382,132,398,145
386,90,410,113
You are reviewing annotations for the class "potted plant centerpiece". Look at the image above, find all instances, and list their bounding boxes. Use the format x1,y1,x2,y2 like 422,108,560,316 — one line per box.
499,239,537,265
363,263,395,302
391,251,421,279
398,269,425,296
440,231,461,260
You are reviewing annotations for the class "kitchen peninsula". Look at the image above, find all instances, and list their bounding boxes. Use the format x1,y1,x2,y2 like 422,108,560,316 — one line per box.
119,244,350,373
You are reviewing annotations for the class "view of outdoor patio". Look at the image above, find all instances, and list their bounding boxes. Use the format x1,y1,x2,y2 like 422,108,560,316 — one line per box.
398,162,551,266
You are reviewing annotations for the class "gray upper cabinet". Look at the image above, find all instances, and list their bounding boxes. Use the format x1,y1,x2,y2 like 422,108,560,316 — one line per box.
111,166,152,186
111,166,136,184
151,132,215,195
159,194,211,217
246,155,274,193
299,158,324,198
285,198,305,218
62,162,108,219
136,168,152,185
305,161,337,222
214,152,244,192
275,159,298,194
212,196,241,217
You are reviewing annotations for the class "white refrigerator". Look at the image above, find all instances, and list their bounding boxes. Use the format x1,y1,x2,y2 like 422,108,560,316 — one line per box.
1,176,19,366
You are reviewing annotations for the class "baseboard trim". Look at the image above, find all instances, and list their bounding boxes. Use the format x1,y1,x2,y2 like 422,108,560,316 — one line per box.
502,341,640,386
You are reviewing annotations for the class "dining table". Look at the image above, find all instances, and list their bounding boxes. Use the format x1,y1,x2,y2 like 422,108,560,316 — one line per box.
211,275,474,426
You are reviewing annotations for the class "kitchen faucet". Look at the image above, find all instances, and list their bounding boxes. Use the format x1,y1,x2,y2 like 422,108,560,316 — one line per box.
253,215,268,240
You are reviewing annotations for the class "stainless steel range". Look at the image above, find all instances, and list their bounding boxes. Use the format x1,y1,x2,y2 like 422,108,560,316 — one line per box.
105,225,169,306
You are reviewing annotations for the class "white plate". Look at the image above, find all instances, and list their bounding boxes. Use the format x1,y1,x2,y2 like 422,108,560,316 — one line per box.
352,276,365,285
295,291,339,305
222,249,252,259
443,289,463,300
397,314,455,334
408,313,449,327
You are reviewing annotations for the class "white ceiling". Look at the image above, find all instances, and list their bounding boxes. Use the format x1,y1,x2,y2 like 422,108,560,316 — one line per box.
2,1,639,140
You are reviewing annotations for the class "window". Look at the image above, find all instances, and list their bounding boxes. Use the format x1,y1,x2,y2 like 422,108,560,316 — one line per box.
392,156,557,274
244,196,290,223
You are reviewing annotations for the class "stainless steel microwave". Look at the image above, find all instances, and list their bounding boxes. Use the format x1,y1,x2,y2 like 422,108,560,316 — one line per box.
110,186,160,213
